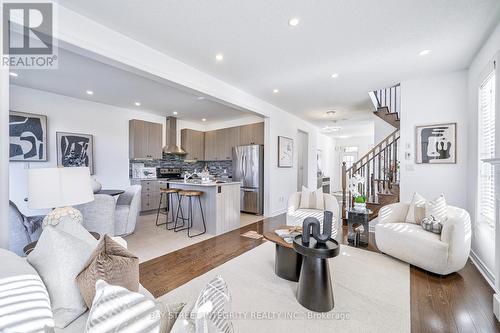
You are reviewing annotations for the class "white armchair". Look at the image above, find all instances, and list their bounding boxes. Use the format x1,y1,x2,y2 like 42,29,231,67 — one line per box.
286,192,340,239
375,202,471,275
114,185,142,236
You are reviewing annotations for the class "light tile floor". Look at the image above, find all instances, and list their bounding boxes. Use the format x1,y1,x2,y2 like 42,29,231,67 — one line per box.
125,212,264,263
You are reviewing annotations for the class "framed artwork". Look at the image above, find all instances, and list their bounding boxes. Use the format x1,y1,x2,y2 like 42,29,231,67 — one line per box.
9,111,48,161
278,136,293,167
415,123,456,164
56,132,94,174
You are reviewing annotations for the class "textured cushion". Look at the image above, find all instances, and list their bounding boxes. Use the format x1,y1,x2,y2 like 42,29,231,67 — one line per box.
404,193,426,224
76,235,139,308
421,216,443,234
27,226,96,328
425,194,447,222
0,249,55,333
85,280,160,333
171,276,233,333
299,186,324,210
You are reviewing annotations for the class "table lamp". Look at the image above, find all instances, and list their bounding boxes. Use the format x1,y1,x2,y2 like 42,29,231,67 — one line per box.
28,167,94,227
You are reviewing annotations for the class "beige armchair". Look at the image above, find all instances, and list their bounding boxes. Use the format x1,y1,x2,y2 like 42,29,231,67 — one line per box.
286,192,340,239
375,202,471,275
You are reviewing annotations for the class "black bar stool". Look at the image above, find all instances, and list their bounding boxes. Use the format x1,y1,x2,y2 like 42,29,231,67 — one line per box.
155,188,183,230
174,190,206,237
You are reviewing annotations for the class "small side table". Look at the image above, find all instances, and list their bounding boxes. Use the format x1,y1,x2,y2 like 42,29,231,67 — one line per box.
347,208,372,247
293,235,340,312
263,227,303,282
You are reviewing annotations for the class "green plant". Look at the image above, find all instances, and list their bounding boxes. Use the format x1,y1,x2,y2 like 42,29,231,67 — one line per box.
354,195,366,204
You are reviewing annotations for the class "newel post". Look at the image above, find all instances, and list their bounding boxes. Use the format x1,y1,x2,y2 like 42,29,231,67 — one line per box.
341,162,347,220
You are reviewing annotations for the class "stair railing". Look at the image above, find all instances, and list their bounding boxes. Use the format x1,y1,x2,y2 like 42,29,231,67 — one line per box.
341,129,400,218
369,83,401,117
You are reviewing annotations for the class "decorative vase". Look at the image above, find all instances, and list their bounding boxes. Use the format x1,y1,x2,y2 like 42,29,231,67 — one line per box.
354,202,367,211
91,178,102,193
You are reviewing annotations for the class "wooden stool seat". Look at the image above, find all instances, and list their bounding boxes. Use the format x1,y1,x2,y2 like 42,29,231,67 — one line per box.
160,188,181,194
179,190,203,197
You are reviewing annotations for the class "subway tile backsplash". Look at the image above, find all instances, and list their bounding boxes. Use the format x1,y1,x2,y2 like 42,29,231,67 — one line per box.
130,154,232,178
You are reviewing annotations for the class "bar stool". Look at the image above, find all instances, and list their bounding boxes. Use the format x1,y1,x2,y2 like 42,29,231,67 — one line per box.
174,190,206,237
155,188,183,230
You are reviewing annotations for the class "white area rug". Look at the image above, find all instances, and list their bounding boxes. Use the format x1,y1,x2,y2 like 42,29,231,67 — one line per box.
160,242,410,332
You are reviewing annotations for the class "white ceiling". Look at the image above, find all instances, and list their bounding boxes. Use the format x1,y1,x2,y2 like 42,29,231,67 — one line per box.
10,48,259,125
56,0,500,133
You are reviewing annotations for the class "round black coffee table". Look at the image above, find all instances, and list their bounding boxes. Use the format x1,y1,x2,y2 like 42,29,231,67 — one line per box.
293,235,340,312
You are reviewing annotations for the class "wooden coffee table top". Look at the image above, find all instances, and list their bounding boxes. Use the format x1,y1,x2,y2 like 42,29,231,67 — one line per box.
263,226,302,249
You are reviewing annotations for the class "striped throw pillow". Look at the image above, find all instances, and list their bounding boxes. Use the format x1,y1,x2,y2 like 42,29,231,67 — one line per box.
299,186,325,210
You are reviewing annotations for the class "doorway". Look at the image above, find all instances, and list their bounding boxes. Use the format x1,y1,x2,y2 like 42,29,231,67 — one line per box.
297,130,309,190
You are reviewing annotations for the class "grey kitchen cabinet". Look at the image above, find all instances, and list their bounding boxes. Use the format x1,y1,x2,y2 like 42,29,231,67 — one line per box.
129,119,163,159
219,127,240,160
239,122,264,145
131,179,166,212
181,129,205,161
204,130,218,161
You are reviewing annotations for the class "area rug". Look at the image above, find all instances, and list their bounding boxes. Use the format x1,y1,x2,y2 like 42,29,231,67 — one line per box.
159,242,410,332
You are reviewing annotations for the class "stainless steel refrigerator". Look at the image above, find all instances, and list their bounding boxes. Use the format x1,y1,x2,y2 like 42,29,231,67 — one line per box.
232,145,264,215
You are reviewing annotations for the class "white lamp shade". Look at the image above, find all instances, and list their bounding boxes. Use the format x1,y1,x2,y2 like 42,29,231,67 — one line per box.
28,167,95,209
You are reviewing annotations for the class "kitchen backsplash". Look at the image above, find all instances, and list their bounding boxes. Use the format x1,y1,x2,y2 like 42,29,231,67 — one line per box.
130,154,232,178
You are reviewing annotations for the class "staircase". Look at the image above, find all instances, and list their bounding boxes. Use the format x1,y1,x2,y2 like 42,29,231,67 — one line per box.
341,84,401,221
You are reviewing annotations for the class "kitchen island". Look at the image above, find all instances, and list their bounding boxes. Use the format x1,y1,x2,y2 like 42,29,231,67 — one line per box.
160,180,241,236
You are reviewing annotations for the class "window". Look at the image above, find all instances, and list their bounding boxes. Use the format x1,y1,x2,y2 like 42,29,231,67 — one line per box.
342,155,355,169
478,70,496,227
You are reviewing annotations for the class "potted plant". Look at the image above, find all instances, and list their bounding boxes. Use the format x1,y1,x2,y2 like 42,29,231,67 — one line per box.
348,174,367,211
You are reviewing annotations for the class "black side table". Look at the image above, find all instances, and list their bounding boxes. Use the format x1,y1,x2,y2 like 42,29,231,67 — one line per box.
293,235,340,312
347,208,372,247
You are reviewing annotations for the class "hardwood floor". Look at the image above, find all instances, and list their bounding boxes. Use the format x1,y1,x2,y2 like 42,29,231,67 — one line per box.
139,214,500,333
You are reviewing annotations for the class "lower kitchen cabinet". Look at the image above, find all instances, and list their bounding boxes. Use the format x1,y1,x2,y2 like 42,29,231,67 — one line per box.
130,179,167,212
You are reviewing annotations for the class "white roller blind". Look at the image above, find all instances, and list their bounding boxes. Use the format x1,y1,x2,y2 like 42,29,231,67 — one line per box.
478,70,496,225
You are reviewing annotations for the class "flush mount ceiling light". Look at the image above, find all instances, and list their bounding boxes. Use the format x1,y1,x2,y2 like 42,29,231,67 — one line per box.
419,49,431,56
273,89,279,93
134,102,141,106
215,53,224,61
288,18,300,26
9,72,18,77
173,111,178,115
326,110,336,116
322,126,341,133
331,73,339,78
202,118,207,122
86,90,94,95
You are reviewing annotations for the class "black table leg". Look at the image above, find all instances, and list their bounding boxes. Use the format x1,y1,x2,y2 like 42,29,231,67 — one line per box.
296,255,334,312
275,244,302,282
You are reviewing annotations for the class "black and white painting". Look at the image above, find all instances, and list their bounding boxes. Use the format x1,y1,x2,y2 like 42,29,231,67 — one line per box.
9,111,47,161
56,132,94,174
278,136,293,167
416,123,456,164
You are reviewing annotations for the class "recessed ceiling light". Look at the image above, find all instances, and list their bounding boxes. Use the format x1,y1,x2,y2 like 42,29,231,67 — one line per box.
134,102,141,106
197,96,205,100
331,73,339,78
326,110,336,116
9,72,18,77
173,111,178,115
202,118,207,122
86,90,94,95
215,53,224,61
419,49,431,56
273,89,279,93
288,18,300,26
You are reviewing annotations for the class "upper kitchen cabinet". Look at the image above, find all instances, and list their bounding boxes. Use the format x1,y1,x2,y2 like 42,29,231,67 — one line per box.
181,129,205,161
219,126,240,160
129,119,163,159
239,122,264,145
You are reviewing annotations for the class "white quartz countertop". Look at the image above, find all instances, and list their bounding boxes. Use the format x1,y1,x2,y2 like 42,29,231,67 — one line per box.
162,180,241,187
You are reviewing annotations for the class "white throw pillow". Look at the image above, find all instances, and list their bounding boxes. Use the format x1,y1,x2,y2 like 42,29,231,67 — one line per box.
405,193,427,224
27,226,96,328
425,194,447,222
299,186,325,210
51,217,98,247
85,280,160,333
0,249,55,333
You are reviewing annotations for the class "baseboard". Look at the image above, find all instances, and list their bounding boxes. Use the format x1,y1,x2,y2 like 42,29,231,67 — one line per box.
469,250,496,290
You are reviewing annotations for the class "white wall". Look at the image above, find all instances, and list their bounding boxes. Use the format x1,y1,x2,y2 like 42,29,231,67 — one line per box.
399,71,468,208
9,85,167,215
466,21,500,277
374,115,396,143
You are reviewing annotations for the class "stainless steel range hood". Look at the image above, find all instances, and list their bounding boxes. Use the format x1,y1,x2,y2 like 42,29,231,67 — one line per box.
162,116,186,155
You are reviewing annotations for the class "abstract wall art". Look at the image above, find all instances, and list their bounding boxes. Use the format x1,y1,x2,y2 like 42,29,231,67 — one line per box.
56,132,94,174
9,111,48,161
278,136,293,167
416,123,456,164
